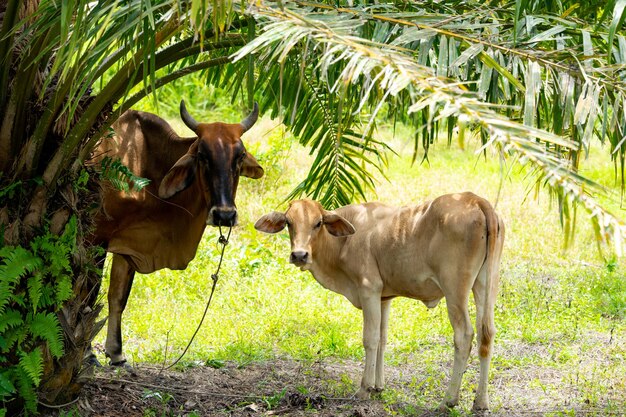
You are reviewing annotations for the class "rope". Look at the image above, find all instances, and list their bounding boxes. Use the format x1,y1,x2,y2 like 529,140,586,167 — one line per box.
159,226,232,373
38,397,80,409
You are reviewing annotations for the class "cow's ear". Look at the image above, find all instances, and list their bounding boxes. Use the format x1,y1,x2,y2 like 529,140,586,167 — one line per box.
323,213,356,237
242,153,264,179
158,154,197,199
254,212,287,234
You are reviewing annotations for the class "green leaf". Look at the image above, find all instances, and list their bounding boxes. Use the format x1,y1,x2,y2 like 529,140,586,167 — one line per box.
437,36,448,77
0,247,42,287
54,274,73,305
15,365,38,413
0,371,16,396
27,274,44,313
526,25,566,44
0,309,23,334
451,42,483,71
0,247,42,314
29,312,64,358
608,0,626,64
99,156,151,192
478,50,525,92
18,348,43,387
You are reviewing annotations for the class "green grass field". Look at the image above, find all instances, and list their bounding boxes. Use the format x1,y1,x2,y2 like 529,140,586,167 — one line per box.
92,85,626,415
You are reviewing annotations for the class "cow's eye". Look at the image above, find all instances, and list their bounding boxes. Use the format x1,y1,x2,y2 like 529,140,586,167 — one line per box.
314,220,322,229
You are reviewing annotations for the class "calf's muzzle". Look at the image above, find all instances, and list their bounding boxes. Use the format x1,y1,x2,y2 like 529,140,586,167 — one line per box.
290,250,309,265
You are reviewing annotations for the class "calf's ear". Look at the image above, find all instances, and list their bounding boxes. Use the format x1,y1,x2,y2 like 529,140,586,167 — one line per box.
242,153,264,179
159,154,197,199
255,212,287,233
323,213,356,237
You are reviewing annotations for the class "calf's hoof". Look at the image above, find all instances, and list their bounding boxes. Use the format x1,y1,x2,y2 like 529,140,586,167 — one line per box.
437,399,458,412
472,400,489,412
355,387,371,400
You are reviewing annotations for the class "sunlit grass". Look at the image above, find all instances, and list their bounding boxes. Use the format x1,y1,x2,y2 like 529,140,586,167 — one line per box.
93,82,626,413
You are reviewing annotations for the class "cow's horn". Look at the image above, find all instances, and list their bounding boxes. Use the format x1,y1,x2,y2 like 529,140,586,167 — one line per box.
180,100,199,132
240,102,259,133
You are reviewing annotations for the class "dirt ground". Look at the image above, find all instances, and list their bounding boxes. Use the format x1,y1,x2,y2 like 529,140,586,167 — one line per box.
69,359,388,417
39,354,623,417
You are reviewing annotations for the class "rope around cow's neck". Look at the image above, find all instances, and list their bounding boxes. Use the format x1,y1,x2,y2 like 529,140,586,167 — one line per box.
160,225,232,373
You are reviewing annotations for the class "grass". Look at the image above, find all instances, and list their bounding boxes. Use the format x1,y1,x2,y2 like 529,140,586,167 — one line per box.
92,80,626,415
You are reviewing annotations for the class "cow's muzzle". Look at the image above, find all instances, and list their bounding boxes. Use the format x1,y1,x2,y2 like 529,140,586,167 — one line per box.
208,207,238,227
290,250,309,266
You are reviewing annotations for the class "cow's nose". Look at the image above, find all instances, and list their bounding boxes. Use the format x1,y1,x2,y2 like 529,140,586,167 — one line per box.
290,251,309,264
211,208,237,226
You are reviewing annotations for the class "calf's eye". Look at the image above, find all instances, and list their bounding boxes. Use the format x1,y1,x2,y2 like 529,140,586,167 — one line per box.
314,220,322,229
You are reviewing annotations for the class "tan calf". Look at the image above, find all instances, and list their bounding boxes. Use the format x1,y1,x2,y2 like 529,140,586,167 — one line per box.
255,192,504,410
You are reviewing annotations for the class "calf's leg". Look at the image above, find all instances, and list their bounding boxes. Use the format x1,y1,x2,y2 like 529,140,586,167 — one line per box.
374,299,391,391
440,298,473,410
356,291,382,399
105,254,136,366
472,269,496,410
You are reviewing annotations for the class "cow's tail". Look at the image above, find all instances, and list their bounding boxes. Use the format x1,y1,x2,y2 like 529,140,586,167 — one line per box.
476,198,504,358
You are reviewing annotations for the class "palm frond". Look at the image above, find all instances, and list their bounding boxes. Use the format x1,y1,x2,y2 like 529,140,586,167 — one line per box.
233,1,626,252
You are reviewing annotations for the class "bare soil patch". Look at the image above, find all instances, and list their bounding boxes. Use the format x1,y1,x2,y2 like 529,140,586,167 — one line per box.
57,359,387,417
40,351,623,417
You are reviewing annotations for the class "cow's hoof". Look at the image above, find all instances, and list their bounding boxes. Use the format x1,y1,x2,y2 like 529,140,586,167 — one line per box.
110,360,138,377
372,387,384,393
84,354,103,368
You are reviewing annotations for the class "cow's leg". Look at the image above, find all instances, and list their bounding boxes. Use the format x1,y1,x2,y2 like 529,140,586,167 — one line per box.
105,254,135,367
440,295,473,410
374,299,391,392
472,269,495,410
356,291,382,399
84,252,107,367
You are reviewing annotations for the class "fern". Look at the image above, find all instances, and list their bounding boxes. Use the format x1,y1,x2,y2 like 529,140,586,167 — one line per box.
0,219,79,412
19,348,44,387
0,309,23,335
0,247,43,281
3,325,27,352
31,235,70,277
29,312,64,358
15,365,38,413
0,280,13,315
54,274,73,305
0,247,43,314
99,156,151,192
27,274,44,313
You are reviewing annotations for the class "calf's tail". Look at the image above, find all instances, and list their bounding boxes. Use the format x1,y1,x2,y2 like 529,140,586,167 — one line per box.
476,199,504,358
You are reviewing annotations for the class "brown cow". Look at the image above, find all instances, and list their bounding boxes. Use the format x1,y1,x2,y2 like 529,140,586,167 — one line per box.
255,193,504,410
91,101,263,366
